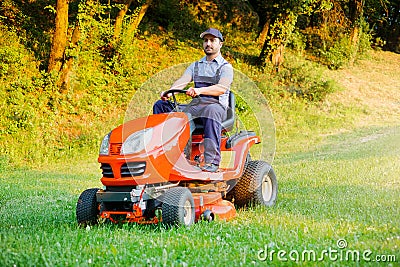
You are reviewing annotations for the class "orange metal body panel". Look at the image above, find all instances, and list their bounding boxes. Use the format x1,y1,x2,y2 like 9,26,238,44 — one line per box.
99,113,191,186
193,192,236,221
99,112,260,186
168,134,259,182
95,112,260,224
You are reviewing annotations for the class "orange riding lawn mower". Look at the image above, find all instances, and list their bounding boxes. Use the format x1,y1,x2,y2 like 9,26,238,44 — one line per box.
76,89,277,227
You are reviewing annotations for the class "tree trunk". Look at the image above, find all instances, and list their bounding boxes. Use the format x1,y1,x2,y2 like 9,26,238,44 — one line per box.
258,13,295,72
271,44,285,72
113,0,133,42
48,0,69,73
348,0,364,64
257,19,270,47
259,34,285,72
60,22,81,89
126,0,152,37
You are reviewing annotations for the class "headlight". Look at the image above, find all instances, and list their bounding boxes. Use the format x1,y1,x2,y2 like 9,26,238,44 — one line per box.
121,128,153,155
99,132,111,155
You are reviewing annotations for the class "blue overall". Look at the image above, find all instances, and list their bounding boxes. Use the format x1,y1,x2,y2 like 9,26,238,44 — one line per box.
153,62,229,166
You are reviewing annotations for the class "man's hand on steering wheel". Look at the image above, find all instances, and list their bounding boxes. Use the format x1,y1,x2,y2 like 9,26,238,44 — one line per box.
160,89,188,111
161,88,200,100
186,87,201,98
160,91,172,101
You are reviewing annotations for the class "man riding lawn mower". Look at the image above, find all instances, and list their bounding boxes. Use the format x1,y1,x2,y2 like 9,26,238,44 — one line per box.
76,89,277,227
76,28,277,227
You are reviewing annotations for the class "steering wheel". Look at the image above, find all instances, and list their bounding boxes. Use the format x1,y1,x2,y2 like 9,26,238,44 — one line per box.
162,89,188,111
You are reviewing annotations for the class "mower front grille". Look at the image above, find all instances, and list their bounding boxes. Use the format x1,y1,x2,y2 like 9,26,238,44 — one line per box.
110,143,122,155
121,162,146,177
101,163,114,178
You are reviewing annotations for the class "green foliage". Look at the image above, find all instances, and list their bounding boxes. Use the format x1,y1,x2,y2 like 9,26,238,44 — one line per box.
364,0,400,52
270,12,298,48
0,0,376,168
0,16,124,166
0,26,41,138
0,26,37,79
287,30,307,53
0,0,54,69
256,0,333,63
320,19,372,69
321,36,353,70
357,18,373,56
266,53,340,102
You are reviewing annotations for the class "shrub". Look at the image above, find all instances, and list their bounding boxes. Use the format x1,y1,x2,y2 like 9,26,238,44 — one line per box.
287,30,307,54
320,19,372,69
0,26,38,79
357,19,372,56
320,36,352,70
274,54,339,101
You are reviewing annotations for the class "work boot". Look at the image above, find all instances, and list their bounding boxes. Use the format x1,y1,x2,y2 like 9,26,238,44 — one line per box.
201,163,219,172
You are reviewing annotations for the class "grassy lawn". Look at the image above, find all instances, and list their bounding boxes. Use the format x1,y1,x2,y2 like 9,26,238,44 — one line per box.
1,50,399,266
0,123,398,266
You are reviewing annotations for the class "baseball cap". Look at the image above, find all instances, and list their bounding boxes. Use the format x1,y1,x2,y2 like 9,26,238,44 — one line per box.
200,28,224,42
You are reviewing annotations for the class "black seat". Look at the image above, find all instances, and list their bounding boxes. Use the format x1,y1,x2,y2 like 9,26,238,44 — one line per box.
192,92,235,135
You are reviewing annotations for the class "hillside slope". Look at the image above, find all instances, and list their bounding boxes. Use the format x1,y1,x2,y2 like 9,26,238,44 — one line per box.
327,51,400,127
0,51,399,267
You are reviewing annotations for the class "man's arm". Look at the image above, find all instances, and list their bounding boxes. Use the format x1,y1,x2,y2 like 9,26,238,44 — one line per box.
170,73,192,90
186,64,233,97
160,73,192,100
187,77,230,97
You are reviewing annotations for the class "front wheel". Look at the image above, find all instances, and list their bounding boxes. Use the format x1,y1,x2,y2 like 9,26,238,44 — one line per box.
233,161,278,207
161,187,195,227
76,188,100,226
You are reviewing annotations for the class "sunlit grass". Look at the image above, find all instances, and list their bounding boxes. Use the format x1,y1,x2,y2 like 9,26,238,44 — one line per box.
1,125,399,266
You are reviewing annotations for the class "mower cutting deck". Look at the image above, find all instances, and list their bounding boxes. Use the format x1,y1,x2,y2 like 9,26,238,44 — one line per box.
76,90,277,227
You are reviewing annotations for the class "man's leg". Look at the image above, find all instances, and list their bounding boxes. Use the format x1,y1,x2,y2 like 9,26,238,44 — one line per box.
201,104,226,166
184,100,226,171
153,100,175,114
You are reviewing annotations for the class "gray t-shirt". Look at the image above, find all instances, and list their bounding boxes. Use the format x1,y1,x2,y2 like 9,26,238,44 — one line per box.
184,54,233,108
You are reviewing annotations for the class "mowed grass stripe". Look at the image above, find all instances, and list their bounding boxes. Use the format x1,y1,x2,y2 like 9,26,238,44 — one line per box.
0,125,399,266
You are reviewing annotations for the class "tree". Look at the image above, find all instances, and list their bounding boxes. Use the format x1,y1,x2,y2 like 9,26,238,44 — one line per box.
113,0,152,43
348,0,365,63
48,0,69,73
365,0,400,52
250,0,332,70
46,0,152,88
384,0,400,52
126,0,152,38
60,21,81,89
114,0,134,42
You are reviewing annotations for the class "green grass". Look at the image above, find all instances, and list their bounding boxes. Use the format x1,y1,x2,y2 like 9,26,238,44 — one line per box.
1,8,398,266
0,125,399,266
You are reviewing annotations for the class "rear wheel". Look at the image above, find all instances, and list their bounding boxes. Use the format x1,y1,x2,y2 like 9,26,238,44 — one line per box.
233,161,277,207
161,187,195,227
76,188,100,226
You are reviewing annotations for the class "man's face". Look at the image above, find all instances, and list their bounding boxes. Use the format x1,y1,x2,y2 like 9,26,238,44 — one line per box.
203,34,222,56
